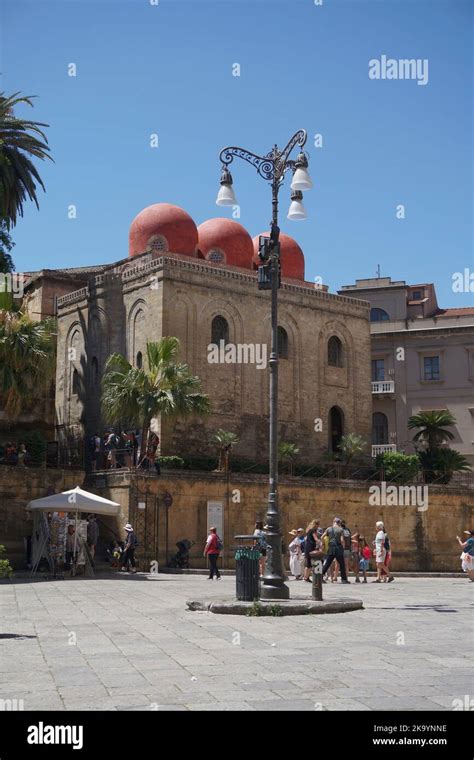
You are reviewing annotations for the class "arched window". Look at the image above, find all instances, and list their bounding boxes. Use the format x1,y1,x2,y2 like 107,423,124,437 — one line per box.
72,368,80,395
370,308,390,322
211,315,229,346
329,406,344,453
207,248,225,264
136,351,143,369
147,235,168,253
277,326,288,359
372,412,388,445
91,357,99,386
328,336,343,367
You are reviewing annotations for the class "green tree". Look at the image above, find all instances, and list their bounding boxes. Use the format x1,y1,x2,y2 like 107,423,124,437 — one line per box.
338,433,367,465
0,219,15,273
408,410,456,452
102,337,211,460
0,92,52,228
213,429,240,472
0,310,55,419
278,441,299,475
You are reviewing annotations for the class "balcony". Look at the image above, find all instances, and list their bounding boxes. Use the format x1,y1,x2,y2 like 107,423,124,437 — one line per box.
371,444,397,457
371,380,395,394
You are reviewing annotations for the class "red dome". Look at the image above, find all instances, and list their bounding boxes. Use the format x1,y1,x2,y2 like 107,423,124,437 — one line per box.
252,232,305,280
197,218,254,269
129,203,198,257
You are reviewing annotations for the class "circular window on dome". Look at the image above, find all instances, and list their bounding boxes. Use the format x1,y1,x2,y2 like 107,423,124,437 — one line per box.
206,248,225,264
147,235,168,253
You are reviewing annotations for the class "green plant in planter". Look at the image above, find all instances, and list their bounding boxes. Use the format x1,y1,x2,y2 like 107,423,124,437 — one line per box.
0,545,13,579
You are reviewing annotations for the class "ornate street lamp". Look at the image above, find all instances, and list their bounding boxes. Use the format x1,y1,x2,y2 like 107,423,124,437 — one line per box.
216,129,312,599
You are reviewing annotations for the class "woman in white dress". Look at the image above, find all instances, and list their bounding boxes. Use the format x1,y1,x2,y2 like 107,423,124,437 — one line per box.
288,529,302,580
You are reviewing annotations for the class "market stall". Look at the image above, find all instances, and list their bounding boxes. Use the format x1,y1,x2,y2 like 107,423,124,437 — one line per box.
27,486,120,579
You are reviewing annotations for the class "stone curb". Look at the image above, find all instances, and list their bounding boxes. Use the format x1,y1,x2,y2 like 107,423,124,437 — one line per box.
186,597,364,615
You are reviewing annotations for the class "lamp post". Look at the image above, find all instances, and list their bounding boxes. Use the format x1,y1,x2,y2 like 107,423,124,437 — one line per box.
216,129,313,599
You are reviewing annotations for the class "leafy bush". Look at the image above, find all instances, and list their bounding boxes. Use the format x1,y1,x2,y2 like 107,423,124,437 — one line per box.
160,456,185,469
376,451,420,483
0,545,13,579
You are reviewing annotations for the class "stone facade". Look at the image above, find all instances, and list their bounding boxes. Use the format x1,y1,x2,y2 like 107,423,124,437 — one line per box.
54,252,372,463
339,277,474,464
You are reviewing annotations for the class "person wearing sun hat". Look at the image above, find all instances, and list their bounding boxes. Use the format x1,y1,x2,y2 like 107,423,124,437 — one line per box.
456,530,474,580
121,523,138,573
288,529,302,579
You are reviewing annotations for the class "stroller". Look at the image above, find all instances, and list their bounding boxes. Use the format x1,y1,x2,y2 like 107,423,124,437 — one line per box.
168,539,194,569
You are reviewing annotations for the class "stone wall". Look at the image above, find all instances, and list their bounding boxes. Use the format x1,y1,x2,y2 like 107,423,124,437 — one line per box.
2,466,470,572
0,466,84,568
87,470,473,573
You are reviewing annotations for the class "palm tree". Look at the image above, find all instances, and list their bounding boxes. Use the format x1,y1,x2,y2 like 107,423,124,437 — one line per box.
213,429,240,472
419,448,470,484
338,433,366,465
0,310,55,419
102,337,211,460
0,92,52,228
408,410,456,452
278,441,299,475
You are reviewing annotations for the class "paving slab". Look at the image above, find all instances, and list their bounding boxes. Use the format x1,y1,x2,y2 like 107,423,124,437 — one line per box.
1,575,472,711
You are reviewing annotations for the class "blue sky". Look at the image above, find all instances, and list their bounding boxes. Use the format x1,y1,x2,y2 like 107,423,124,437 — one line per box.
2,0,473,306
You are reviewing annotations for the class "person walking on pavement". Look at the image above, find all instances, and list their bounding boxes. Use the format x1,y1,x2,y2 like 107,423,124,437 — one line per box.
303,519,320,582
321,518,350,584
456,529,474,581
204,526,222,580
121,523,138,573
373,521,394,582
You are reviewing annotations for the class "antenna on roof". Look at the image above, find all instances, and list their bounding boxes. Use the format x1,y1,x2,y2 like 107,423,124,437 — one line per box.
376,264,381,278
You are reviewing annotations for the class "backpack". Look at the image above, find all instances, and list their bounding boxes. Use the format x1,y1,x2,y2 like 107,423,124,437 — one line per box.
384,534,391,552
343,528,351,550
216,536,223,551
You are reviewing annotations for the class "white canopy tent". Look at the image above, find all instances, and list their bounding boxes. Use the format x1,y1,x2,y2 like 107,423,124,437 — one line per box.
27,486,120,578
27,486,120,515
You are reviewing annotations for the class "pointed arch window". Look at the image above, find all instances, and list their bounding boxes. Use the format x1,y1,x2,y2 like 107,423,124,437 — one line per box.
211,315,229,346
72,368,80,395
328,336,343,367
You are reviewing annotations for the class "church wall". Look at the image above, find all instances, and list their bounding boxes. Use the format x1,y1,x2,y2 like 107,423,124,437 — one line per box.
157,261,372,463
54,257,372,464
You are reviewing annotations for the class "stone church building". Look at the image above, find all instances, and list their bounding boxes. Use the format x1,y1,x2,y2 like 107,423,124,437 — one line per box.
26,203,372,464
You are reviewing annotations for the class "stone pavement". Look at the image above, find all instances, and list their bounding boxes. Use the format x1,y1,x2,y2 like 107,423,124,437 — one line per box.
0,575,472,711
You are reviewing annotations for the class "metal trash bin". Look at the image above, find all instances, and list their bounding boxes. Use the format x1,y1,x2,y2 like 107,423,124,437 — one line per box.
235,535,260,601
